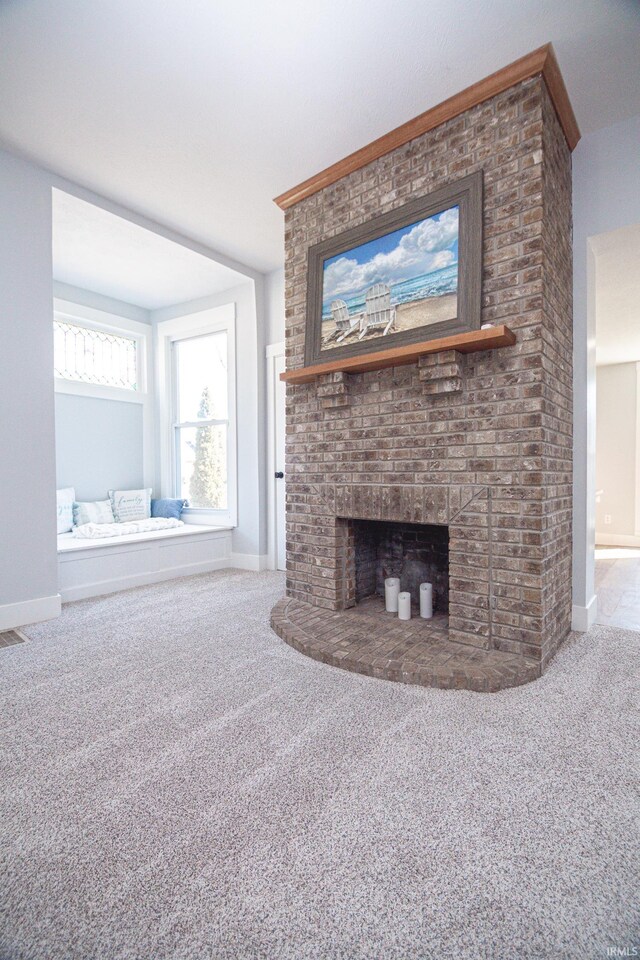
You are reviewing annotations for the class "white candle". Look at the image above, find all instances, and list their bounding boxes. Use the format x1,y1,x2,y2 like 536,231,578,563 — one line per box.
385,577,400,612
398,591,411,620
420,582,433,619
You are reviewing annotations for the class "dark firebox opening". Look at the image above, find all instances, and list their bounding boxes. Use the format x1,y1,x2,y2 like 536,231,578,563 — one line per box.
353,520,449,613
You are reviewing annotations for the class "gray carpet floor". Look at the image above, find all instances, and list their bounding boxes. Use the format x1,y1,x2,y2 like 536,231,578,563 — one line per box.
1,570,638,960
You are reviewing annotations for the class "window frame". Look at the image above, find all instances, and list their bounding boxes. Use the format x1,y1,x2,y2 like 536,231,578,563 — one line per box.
53,302,149,403
157,305,237,528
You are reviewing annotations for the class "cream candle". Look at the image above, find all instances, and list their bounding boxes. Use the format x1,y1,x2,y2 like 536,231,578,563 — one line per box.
420,582,433,619
398,591,411,620
384,577,400,612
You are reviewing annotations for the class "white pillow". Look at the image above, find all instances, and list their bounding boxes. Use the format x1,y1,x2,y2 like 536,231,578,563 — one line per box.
56,487,75,534
73,499,115,527
109,488,152,523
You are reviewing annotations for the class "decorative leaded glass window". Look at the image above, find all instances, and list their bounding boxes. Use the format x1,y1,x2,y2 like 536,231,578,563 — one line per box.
53,320,138,390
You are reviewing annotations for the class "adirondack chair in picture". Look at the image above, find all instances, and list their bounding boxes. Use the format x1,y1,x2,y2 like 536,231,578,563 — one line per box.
358,283,396,340
331,299,360,343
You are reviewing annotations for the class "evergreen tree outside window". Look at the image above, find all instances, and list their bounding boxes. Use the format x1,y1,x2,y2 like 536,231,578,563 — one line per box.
189,387,227,508
173,331,229,510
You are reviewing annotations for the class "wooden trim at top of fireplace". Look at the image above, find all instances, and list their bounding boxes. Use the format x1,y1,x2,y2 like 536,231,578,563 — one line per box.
274,43,579,211
279,325,516,384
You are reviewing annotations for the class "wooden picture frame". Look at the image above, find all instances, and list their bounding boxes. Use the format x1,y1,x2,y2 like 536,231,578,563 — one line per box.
304,171,483,367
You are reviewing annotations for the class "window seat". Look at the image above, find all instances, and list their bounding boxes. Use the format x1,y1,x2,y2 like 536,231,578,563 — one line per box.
57,523,231,553
58,523,234,602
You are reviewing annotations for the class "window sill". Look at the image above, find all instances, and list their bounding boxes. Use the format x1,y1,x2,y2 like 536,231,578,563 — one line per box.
182,510,237,527
54,377,146,404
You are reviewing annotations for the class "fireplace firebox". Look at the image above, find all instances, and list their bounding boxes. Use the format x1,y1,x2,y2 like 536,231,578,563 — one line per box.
351,520,449,612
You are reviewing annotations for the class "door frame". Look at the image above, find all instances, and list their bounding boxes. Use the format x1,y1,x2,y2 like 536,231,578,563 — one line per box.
266,341,285,571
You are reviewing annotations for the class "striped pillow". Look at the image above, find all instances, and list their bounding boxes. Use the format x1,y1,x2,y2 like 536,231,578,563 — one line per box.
73,500,115,527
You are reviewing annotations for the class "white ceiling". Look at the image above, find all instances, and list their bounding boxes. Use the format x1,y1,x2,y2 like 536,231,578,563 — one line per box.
594,223,640,367
1,0,640,273
52,190,245,310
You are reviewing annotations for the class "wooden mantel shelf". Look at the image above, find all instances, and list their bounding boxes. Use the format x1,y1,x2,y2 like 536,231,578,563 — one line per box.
280,325,516,384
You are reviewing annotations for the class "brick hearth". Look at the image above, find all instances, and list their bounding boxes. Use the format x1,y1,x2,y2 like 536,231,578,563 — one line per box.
272,596,540,692
271,71,573,691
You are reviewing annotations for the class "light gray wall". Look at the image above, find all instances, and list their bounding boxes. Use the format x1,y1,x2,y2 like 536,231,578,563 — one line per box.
0,149,58,611
53,280,152,324
595,364,637,538
573,112,640,619
152,281,266,559
55,394,144,501
265,267,285,345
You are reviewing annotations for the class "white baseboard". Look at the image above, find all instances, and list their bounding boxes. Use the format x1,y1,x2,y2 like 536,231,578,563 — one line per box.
596,533,640,547
572,594,598,632
60,557,230,602
229,553,269,572
0,593,61,631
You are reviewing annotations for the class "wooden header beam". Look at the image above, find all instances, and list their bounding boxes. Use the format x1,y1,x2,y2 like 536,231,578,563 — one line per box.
274,43,579,211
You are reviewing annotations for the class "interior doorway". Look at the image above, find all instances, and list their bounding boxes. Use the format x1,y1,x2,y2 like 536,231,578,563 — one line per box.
593,222,640,630
267,344,286,571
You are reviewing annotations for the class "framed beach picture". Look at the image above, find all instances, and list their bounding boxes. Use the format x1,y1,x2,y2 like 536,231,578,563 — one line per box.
304,171,483,366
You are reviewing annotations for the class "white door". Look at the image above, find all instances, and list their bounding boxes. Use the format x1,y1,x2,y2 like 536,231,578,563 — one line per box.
268,351,287,571
274,354,286,571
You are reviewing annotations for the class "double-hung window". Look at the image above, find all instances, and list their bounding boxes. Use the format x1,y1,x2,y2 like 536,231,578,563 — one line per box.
158,306,237,526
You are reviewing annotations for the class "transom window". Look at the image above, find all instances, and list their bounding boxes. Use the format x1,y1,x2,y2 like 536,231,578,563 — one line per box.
54,319,138,390
173,330,229,510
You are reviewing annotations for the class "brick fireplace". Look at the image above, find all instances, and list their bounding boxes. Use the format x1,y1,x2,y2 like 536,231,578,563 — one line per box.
271,52,575,691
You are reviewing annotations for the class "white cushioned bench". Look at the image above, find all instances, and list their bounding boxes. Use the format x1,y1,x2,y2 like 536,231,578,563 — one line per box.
57,523,233,601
